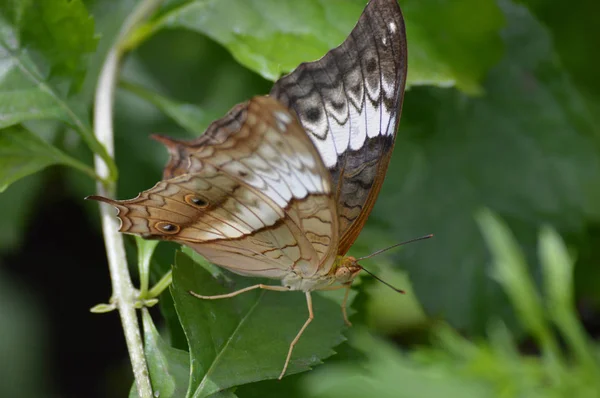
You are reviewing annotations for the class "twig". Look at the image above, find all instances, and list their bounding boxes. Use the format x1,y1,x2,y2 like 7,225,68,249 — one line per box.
93,1,164,397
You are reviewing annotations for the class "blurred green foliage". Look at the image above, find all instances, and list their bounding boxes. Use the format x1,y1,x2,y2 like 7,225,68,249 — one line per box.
0,0,599,396
299,215,600,398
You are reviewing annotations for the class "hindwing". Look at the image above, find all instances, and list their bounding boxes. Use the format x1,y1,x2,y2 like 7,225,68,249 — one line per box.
90,97,339,278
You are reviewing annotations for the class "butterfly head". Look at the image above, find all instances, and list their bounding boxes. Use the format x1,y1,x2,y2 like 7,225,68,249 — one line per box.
333,255,407,294
332,256,363,284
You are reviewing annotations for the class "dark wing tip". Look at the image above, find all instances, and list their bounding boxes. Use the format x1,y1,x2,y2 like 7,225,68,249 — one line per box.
85,195,118,205
150,134,194,179
151,134,183,148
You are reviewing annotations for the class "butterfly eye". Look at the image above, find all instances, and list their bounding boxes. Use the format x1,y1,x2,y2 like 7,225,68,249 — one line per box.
155,222,180,234
184,194,209,208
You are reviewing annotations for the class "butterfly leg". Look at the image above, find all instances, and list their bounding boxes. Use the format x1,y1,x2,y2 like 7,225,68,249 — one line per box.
316,284,353,326
189,284,290,300
279,291,314,380
341,283,352,326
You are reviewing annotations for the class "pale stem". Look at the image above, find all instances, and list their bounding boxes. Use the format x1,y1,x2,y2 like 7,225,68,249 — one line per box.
93,0,164,397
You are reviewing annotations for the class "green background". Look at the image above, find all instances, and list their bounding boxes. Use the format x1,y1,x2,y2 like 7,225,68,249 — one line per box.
0,0,599,396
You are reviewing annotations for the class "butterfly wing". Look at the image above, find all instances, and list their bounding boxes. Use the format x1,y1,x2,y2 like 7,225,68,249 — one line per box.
90,97,339,279
270,0,408,255
123,0,407,257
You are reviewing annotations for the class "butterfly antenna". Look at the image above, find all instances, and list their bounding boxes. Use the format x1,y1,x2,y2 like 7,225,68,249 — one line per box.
355,234,433,261
360,266,405,294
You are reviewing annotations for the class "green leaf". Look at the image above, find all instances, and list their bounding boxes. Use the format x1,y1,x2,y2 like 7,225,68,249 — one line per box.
477,210,564,379
170,251,353,398
539,227,574,312
516,0,600,100
145,0,503,92
539,227,600,379
0,127,95,192
362,258,427,333
120,81,220,135
19,0,98,87
366,0,600,334
129,309,190,398
402,0,504,93
476,210,546,336
302,330,494,398
0,0,115,176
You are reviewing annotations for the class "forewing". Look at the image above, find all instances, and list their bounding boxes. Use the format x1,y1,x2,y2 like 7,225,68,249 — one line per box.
90,97,339,278
270,0,408,254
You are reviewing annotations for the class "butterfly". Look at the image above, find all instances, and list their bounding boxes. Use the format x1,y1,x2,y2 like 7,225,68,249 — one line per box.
89,0,407,379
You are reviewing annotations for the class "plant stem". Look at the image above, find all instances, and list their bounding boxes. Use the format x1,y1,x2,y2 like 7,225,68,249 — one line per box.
59,154,104,183
147,270,173,299
93,1,164,397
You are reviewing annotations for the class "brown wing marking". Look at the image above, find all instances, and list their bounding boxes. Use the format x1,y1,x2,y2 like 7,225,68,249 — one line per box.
90,97,339,279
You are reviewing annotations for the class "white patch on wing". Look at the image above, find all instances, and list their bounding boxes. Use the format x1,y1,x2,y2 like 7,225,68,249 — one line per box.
309,136,338,168
287,176,309,199
349,105,366,150
222,161,290,208
322,85,351,156
275,119,286,131
366,102,381,138
179,228,224,241
224,192,266,230
242,155,279,180
161,182,186,197
332,120,350,155
389,21,397,33
252,196,282,226
211,207,254,235
274,110,292,125
344,67,367,152
382,73,395,98
274,110,292,132
380,107,392,137
297,150,316,169
210,220,245,239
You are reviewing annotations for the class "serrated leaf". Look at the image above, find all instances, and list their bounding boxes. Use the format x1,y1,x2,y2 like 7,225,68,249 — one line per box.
19,0,98,87
0,127,93,192
362,0,600,334
302,330,493,398
148,0,503,92
170,251,353,398
0,0,114,173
